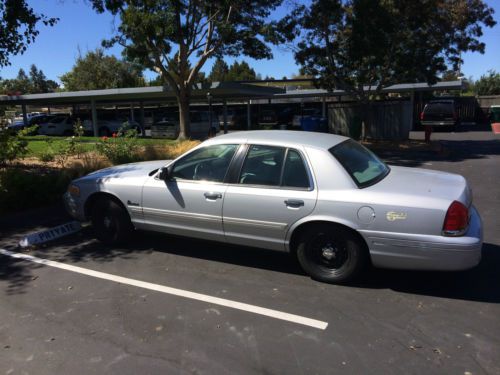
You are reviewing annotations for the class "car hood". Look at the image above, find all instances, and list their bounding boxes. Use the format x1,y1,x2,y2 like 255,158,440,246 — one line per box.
77,160,170,183
369,165,471,207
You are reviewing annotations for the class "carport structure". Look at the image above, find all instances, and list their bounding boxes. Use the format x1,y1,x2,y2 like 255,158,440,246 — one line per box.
0,79,468,135
258,79,468,119
0,82,285,135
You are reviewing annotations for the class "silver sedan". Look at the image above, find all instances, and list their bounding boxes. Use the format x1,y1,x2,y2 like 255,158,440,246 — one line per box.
64,131,483,283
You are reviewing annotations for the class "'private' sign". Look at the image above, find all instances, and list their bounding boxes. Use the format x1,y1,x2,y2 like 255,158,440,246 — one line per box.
19,221,82,248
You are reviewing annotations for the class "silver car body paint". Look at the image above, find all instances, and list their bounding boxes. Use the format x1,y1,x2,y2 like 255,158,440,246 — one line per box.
64,131,483,271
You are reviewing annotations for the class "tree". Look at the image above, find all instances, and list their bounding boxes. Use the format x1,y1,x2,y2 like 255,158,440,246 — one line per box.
60,49,145,91
278,0,496,138
90,0,282,139
208,58,229,82
441,70,462,82
1,68,31,94
474,70,500,96
1,65,59,94
226,61,257,81
0,0,57,67
29,64,58,93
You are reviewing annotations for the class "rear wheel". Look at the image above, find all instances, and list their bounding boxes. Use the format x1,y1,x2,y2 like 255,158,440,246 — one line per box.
91,198,133,245
296,224,368,283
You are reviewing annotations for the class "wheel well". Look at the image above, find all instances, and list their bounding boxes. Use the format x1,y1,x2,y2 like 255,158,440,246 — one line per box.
289,221,370,257
84,192,129,220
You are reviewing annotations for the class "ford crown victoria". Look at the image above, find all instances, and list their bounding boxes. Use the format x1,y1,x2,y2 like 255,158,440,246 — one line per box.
64,131,482,283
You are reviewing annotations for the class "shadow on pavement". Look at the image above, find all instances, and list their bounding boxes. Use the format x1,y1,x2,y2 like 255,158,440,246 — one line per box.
2,227,499,304
376,138,500,167
355,242,500,303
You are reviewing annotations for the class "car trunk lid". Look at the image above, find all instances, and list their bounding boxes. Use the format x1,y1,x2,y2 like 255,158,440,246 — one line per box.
368,165,471,208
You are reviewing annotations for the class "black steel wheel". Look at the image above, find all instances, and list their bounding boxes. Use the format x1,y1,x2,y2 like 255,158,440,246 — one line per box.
91,198,133,245
296,224,368,283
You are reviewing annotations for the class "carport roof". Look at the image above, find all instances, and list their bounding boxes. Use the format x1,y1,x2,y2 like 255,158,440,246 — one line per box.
0,80,467,105
0,81,285,105
274,80,468,98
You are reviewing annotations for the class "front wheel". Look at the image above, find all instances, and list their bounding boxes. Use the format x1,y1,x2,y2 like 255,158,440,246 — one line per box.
91,198,133,245
296,224,368,283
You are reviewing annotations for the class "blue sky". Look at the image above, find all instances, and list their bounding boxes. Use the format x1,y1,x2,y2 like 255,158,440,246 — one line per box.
1,0,499,84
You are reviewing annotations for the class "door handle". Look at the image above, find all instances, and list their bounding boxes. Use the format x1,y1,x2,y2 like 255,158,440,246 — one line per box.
284,199,304,208
204,192,222,200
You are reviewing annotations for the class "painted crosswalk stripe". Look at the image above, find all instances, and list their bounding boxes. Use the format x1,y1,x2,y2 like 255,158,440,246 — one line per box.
0,248,328,330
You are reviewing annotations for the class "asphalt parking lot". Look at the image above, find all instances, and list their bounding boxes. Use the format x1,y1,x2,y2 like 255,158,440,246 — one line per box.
1,126,499,374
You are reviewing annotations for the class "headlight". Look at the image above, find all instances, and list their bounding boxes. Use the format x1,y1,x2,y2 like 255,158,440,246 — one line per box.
67,184,80,197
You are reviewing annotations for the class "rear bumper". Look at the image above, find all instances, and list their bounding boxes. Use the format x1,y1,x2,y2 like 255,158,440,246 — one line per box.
359,206,483,271
421,120,457,127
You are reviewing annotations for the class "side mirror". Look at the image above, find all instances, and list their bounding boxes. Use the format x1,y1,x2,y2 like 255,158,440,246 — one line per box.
159,165,173,181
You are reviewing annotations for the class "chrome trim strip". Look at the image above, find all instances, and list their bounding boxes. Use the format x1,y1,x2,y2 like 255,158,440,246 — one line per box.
142,207,221,223
223,216,287,230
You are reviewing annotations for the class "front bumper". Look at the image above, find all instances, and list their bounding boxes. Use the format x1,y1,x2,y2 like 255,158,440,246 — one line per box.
63,192,86,221
359,205,483,271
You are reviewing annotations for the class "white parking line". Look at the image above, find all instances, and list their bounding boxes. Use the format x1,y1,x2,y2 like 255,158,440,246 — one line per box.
0,249,328,330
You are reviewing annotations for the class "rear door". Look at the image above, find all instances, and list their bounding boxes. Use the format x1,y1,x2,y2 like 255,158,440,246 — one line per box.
223,145,317,251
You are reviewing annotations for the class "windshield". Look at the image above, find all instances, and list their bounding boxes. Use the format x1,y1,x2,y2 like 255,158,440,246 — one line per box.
330,139,390,188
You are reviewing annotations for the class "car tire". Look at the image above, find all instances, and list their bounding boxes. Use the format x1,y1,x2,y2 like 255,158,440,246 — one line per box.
295,224,368,283
91,198,133,245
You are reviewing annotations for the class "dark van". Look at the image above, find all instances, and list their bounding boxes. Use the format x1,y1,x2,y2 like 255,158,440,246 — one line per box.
420,100,459,130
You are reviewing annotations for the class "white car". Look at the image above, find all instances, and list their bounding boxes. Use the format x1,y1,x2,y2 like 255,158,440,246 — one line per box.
63,131,482,283
151,111,219,139
38,116,76,136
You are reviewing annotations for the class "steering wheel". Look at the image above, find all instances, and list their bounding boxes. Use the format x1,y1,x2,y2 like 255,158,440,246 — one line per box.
193,162,210,180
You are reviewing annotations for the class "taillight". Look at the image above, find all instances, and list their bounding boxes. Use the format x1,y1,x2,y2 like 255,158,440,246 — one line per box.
453,111,458,121
420,112,424,121
443,201,469,236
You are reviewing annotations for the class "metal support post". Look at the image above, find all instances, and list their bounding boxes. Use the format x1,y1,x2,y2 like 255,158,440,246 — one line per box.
22,104,28,127
247,100,251,130
140,101,145,136
91,99,98,136
223,100,228,134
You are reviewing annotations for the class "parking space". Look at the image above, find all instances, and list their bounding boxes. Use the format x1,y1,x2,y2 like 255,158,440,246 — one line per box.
1,129,499,374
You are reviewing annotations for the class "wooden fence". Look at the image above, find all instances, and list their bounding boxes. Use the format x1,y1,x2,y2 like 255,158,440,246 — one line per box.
328,100,412,140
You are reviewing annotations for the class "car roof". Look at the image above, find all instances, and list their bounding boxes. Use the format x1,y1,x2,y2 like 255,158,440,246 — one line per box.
208,130,349,149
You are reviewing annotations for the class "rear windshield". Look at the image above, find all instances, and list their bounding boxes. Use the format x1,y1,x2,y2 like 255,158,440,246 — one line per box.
330,140,390,188
424,102,454,114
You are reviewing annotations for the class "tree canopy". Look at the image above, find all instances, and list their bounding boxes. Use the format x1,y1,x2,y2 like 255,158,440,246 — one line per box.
474,70,500,96
1,65,58,94
0,0,57,67
275,0,495,137
208,59,257,81
59,49,145,91
208,58,229,82
278,0,495,97
90,0,282,139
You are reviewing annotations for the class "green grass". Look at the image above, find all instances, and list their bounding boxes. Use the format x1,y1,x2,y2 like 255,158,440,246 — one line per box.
22,135,177,157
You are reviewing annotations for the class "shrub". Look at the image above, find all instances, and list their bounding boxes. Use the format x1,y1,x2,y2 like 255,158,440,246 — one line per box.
0,168,71,214
95,128,140,164
0,122,28,166
39,151,55,162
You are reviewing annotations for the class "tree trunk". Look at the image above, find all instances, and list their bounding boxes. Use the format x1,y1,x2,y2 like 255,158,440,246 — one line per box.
177,89,190,140
360,101,372,140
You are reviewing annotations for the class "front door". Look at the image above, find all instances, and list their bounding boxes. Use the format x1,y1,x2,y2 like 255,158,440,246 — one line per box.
223,145,317,251
140,143,239,241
